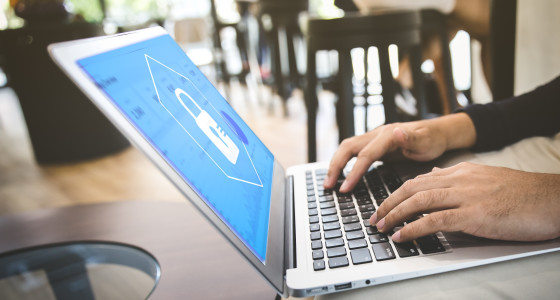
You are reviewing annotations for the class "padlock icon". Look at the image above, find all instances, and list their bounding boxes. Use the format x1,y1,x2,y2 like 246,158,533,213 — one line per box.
174,88,239,165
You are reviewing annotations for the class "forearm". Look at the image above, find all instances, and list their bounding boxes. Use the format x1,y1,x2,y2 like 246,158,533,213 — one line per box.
461,75,560,152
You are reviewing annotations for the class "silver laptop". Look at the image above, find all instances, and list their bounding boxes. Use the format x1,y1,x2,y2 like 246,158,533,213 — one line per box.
49,26,560,298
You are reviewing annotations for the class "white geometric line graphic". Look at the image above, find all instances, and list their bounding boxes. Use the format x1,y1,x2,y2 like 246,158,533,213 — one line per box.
145,54,263,187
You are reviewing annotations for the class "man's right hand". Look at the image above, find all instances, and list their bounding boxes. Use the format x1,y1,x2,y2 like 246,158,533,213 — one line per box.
323,113,476,193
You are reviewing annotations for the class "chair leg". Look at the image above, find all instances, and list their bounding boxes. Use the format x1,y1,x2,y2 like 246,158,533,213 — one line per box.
363,47,369,131
337,49,355,142
269,24,285,99
286,27,297,90
409,44,427,119
305,48,318,162
378,45,398,123
439,29,458,111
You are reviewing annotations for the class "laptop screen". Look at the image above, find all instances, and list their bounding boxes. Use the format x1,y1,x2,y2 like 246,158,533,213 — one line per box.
77,34,274,263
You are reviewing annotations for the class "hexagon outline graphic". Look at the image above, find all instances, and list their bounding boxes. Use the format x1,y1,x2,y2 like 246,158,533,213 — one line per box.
145,54,263,187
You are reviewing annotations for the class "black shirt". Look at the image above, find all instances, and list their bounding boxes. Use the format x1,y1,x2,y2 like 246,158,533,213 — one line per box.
461,75,560,152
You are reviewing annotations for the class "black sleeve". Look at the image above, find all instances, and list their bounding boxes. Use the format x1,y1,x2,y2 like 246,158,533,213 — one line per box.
459,75,560,152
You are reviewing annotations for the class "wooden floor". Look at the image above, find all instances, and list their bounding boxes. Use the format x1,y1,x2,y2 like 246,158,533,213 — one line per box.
0,82,339,217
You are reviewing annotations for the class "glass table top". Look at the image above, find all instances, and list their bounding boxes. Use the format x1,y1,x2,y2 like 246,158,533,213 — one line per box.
0,242,160,300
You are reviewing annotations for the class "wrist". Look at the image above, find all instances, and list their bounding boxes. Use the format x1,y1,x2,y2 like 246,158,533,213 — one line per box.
434,113,477,151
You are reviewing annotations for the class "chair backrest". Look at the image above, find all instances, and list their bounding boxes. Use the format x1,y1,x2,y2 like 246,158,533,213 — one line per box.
0,22,130,163
490,0,517,101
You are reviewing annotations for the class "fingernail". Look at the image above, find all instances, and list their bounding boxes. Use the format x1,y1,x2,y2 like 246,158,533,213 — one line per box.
370,212,378,225
391,230,401,242
340,180,349,192
376,217,385,230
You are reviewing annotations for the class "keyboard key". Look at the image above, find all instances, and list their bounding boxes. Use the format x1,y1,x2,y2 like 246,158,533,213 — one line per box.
383,171,403,193
337,196,353,203
369,233,388,244
372,242,396,261
416,234,446,254
325,238,344,248
358,204,375,212
344,222,362,232
321,208,337,216
351,248,373,265
308,209,318,216
310,223,320,232
312,250,324,260
310,232,321,240
320,201,335,209
323,222,341,231
340,208,357,217
313,260,325,271
315,169,327,175
393,241,419,258
324,229,342,239
356,198,373,206
311,240,322,250
308,202,317,209
361,211,374,219
365,170,383,186
307,190,315,197
342,215,360,224
339,202,355,210
327,246,347,258
317,190,332,197
319,195,334,202
366,226,379,235
374,192,388,206
328,256,349,268
348,239,368,249
353,189,369,198
346,230,365,240
307,196,316,202
322,215,339,223
363,220,372,227
309,216,319,224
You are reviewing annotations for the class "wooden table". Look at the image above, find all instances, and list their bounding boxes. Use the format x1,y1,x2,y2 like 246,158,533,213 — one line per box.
0,200,275,299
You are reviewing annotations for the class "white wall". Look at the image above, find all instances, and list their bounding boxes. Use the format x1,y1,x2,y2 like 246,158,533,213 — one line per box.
514,0,560,94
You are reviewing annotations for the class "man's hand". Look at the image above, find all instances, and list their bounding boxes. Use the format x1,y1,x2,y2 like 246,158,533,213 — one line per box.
324,113,476,193
371,162,560,242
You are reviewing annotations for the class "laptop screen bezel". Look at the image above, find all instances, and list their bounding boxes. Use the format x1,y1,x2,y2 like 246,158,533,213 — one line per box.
48,26,286,294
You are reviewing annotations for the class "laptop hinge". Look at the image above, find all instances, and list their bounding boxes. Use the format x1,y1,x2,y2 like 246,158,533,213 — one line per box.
284,175,296,271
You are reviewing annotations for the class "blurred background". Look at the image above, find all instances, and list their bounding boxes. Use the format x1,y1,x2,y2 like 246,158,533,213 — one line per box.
0,1,559,298
1,0,559,197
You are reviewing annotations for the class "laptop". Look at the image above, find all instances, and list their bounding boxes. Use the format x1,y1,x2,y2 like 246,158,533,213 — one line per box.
48,26,560,297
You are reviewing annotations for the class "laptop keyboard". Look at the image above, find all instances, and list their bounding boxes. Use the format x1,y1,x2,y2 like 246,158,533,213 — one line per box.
306,165,447,271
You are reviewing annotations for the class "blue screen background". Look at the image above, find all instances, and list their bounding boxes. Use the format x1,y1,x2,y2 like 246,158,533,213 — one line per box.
78,34,274,262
